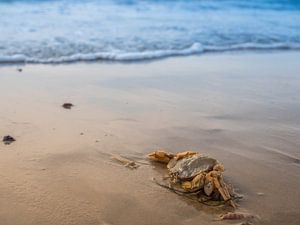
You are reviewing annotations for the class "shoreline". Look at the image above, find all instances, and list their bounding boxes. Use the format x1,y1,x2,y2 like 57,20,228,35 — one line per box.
0,51,300,225
1,49,300,66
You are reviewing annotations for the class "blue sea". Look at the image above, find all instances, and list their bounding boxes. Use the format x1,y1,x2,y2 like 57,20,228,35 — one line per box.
0,0,300,63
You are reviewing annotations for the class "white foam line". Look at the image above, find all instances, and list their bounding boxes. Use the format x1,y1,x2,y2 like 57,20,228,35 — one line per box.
1,42,300,64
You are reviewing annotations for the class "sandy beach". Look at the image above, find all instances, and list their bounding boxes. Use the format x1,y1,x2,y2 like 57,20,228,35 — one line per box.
0,52,300,225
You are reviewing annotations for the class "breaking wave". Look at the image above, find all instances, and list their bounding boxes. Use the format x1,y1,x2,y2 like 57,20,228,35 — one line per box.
1,42,300,64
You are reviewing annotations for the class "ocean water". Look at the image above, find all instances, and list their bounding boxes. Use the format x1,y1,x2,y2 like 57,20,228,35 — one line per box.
0,0,300,63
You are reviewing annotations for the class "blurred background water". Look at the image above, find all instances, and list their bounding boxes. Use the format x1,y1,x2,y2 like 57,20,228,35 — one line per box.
0,0,300,63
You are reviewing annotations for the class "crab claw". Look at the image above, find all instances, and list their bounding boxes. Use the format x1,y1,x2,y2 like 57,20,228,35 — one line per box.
182,173,205,190
148,150,175,163
174,151,198,161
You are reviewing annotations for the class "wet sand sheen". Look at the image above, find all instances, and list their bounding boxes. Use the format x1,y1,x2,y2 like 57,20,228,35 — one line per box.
0,52,300,225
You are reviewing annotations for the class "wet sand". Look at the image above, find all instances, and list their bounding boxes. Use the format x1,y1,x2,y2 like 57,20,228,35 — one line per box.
0,52,300,225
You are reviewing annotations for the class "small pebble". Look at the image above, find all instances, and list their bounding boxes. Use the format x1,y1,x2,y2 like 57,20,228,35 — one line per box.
2,135,16,145
62,103,74,109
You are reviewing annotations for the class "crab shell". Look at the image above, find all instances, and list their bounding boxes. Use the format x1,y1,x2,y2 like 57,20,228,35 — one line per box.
168,155,218,181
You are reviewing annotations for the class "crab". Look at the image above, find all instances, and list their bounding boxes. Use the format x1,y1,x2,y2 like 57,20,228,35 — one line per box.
148,150,235,208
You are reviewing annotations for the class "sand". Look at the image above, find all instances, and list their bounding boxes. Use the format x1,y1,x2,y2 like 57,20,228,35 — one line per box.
0,52,300,225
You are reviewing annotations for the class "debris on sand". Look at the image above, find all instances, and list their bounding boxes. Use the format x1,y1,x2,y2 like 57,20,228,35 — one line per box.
62,103,74,109
219,212,255,220
2,135,16,145
17,68,22,72
218,212,259,225
111,154,140,169
148,150,239,208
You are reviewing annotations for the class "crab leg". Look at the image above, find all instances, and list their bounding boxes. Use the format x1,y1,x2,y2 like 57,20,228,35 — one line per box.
206,171,235,208
218,175,231,199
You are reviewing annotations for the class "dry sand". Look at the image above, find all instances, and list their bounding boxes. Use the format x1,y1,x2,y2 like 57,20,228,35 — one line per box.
0,52,300,225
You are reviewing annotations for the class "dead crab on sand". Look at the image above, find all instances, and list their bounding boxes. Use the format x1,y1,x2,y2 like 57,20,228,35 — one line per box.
148,150,235,208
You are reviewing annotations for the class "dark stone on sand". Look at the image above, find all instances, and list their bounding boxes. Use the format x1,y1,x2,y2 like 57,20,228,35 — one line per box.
2,135,16,145
17,68,22,72
62,103,74,109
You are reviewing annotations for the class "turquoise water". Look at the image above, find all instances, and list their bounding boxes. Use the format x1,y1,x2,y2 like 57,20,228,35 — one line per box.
0,0,300,63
